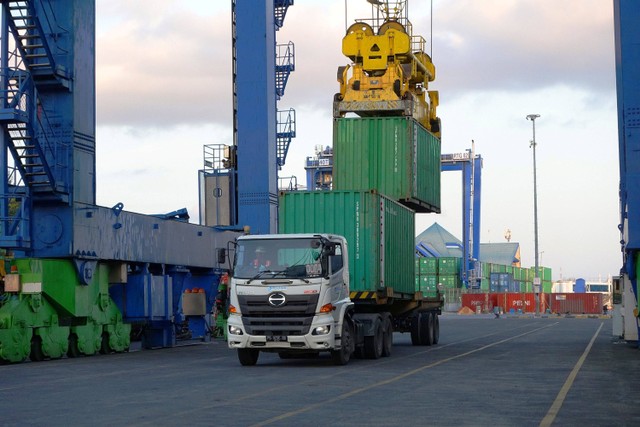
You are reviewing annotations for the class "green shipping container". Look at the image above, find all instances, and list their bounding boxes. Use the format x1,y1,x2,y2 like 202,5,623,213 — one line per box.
530,266,552,282
438,275,462,289
491,264,507,273
479,262,488,279
421,290,440,298
419,257,438,275
438,257,460,275
419,275,438,292
480,278,490,291
333,117,441,213
513,267,524,281
279,190,416,294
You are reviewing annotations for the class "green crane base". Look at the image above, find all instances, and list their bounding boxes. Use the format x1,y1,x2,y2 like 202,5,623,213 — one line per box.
0,259,130,363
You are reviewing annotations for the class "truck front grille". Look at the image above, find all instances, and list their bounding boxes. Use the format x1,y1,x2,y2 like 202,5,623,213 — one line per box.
237,294,319,336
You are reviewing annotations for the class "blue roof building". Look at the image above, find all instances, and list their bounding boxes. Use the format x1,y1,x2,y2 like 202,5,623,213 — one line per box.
416,223,521,267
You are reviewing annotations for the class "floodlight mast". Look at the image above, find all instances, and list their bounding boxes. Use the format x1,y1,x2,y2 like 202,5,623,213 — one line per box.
526,113,541,316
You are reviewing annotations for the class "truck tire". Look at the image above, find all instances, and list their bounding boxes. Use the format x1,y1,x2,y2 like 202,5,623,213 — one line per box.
364,317,383,359
410,314,421,346
381,313,393,357
238,348,260,366
433,314,440,344
420,312,434,346
331,319,354,366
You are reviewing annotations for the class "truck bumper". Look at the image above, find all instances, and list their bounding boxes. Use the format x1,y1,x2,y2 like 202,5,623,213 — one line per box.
227,314,336,351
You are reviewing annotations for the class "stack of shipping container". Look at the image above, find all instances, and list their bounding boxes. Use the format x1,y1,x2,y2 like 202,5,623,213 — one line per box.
281,116,441,296
485,264,552,293
415,258,553,294
414,257,463,293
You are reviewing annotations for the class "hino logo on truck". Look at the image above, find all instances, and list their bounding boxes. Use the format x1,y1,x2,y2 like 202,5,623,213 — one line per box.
268,292,286,307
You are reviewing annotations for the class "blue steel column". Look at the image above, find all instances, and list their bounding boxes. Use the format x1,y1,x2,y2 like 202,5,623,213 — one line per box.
614,0,640,316
461,161,471,287
472,156,482,261
235,0,278,234
0,9,8,240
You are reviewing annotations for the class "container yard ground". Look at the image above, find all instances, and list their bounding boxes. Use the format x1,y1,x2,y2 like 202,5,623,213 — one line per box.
1,316,639,427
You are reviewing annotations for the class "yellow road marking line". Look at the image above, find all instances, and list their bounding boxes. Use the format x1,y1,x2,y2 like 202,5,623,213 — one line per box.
539,322,604,427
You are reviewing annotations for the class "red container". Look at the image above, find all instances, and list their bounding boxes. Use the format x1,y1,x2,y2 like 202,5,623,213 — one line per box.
491,293,548,314
461,294,494,313
461,293,551,314
550,293,603,314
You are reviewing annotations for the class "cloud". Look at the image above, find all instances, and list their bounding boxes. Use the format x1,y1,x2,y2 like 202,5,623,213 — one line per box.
96,1,232,128
96,0,615,129
429,0,615,96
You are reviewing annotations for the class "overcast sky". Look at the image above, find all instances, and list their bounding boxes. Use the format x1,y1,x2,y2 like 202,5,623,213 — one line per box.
95,0,619,282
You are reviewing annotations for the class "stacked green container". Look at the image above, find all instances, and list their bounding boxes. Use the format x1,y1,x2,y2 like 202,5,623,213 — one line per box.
283,110,441,298
333,117,441,213
439,275,463,289
415,257,439,297
530,266,552,293
436,257,461,289
279,190,415,294
438,257,460,275
478,262,490,291
491,264,507,273
419,257,438,275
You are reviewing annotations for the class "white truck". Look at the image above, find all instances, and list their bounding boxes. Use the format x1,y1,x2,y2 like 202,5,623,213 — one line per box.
226,233,441,366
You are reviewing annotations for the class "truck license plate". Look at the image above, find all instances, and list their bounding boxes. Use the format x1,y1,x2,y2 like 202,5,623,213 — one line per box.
266,336,287,342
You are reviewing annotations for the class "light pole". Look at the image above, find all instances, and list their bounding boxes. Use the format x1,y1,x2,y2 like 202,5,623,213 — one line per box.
526,114,541,316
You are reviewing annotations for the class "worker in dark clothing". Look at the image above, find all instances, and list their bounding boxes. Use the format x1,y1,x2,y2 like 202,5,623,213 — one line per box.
252,246,273,272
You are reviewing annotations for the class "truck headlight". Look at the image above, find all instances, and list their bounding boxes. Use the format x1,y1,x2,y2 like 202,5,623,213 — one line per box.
312,325,331,335
229,325,243,335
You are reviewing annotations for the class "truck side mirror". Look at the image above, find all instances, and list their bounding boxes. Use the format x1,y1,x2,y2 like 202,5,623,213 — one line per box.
217,248,227,264
324,243,336,257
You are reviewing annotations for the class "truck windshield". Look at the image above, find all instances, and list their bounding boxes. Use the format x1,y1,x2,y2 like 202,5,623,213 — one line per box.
234,237,326,280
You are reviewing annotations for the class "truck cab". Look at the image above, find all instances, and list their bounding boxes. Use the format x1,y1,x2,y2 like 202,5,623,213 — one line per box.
227,234,355,365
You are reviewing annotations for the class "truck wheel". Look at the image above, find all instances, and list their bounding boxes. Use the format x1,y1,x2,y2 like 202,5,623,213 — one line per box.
331,319,353,366
433,314,440,345
237,348,260,366
410,314,421,346
381,314,393,357
420,312,434,346
364,317,383,359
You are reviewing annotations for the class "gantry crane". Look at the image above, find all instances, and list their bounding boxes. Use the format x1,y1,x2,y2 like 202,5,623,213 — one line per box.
439,146,483,288
0,0,239,363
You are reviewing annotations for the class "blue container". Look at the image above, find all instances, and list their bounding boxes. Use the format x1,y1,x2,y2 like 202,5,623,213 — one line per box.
490,273,514,292
574,278,586,293
508,280,520,293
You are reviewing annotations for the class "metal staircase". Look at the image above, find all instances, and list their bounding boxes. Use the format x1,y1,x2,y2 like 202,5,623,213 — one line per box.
0,55,64,197
0,0,71,247
2,0,70,87
274,2,296,169
274,0,294,29
276,108,296,167
275,42,295,100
